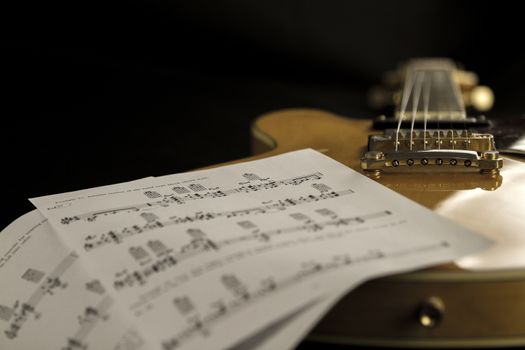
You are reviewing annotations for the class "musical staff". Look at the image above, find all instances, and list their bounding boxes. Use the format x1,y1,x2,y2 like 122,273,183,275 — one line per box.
83,189,354,252
115,210,391,292
60,172,324,224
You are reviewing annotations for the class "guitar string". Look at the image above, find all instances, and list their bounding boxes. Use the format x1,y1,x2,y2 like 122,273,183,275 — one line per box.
461,73,470,148
464,102,470,150
409,71,425,151
448,69,467,149
463,92,469,149
447,71,455,149
437,70,443,150
449,68,470,149
395,69,416,152
443,71,454,149
422,71,432,150
457,72,470,149
404,67,467,153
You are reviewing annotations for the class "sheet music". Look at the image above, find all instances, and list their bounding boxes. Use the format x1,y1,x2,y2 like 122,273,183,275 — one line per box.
0,210,147,350
30,149,492,350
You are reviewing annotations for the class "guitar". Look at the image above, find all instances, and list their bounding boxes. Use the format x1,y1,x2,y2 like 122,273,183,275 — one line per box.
247,59,525,348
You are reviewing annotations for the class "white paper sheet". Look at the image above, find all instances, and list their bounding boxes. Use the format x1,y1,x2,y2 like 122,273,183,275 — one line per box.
0,210,147,350
29,149,492,350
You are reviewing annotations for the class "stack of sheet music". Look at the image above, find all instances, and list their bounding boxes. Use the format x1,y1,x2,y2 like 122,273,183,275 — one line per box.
0,149,492,350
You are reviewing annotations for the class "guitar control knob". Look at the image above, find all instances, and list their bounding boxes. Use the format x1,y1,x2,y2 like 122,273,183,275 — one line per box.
469,85,494,111
417,296,445,328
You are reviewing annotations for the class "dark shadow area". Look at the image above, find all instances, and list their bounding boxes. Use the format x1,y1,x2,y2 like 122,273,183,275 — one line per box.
3,1,524,243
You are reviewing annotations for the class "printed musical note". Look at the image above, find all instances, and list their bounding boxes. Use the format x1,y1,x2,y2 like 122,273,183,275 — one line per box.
173,296,195,316
172,187,190,194
188,184,207,192
85,280,106,295
315,208,338,219
289,213,310,221
242,173,265,181
21,268,45,284
0,305,14,323
147,240,170,256
140,212,159,223
129,246,151,262
236,221,257,229
144,191,162,199
221,274,250,300
311,183,332,192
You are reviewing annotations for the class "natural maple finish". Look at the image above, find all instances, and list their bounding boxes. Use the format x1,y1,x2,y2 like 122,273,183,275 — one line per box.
246,108,525,348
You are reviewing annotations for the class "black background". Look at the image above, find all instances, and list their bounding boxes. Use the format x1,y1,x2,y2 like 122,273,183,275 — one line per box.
4,1,525,230
3,1,525,348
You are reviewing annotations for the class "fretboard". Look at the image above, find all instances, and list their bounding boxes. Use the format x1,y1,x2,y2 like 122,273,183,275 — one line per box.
395,59,466,121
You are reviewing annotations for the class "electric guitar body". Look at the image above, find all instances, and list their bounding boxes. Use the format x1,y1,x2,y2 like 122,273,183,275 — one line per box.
246,59,525,348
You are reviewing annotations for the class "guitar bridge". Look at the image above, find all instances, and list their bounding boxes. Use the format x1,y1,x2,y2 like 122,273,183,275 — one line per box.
361,130,503,173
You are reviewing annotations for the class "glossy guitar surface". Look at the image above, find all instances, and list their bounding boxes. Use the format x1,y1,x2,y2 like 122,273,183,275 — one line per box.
248,108,525,348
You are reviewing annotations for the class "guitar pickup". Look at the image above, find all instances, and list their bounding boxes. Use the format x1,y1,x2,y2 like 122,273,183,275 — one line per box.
361,130,503,173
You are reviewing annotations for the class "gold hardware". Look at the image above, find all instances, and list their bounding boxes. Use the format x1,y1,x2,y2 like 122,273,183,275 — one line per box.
361,130,503,173
468,85,494,111
361,59,502,174
417,296,445,328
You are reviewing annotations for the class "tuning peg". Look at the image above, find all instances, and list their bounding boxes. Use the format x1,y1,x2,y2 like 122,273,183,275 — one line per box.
469,85,494,111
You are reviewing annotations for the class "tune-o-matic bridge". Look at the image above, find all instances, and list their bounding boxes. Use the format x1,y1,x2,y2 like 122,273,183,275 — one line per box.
361,129,502,173
361,58,503,174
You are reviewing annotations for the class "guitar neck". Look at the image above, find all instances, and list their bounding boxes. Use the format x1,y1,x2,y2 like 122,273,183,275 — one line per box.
396,59,466,121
